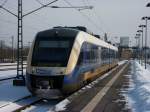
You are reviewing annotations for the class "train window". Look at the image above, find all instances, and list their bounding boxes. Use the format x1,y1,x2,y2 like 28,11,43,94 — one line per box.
39,41,70,48
76,41,118,68
77,42,89,66
77,51,84,65
101,47,110,64
77,42,101,66
31,38,74,67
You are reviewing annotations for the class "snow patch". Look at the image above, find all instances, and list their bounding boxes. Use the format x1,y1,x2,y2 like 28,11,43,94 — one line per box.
124,61,150,112
0,80,30,108
118,60,127,65
0,69,25,80
86,85,92,89
49,99,70,112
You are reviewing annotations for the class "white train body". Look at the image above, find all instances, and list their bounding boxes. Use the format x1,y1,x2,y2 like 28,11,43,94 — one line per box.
26,27,118,98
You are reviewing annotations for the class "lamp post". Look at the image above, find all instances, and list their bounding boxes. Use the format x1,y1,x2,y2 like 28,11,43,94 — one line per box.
146,3,150,7
135,34,140,47
135,33,141,63
135,36,139,59
139,25,146,65
137,30,143,65
142,17,150,69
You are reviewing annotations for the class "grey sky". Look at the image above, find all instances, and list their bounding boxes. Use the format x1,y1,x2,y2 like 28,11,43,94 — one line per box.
0,0,149,47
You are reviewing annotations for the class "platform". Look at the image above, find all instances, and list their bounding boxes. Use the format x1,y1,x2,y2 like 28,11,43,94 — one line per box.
52,62,131,112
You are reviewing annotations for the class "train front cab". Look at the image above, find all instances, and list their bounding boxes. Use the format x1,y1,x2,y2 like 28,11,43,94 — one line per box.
26,29,118,97
26,29,77,98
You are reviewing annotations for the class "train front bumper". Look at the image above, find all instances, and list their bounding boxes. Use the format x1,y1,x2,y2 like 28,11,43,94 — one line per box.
26,73,65,99
35,89,63,99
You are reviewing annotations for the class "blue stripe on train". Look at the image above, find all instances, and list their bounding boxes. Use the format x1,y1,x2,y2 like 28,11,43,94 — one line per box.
63,63,102,84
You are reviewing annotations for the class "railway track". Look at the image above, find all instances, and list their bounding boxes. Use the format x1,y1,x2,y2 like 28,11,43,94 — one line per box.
0,64,26,67
19,99,62,112
0,77,15,82
0,62,128,112
0,67,26,71
0,63,26,71
0,95,42,112
0,75,25,82
0,64,17,67
0,94,63,112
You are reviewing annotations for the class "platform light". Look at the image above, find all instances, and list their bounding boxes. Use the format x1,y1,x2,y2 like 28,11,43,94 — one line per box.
146,3,150,7
141,17,150,69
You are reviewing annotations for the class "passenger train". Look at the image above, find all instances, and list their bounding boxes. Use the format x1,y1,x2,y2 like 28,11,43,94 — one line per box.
26,26,118,98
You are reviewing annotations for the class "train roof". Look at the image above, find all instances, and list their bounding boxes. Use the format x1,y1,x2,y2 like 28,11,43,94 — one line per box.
53,26,93,35
77,31,118,51
36,27,118,51
37,28,79,39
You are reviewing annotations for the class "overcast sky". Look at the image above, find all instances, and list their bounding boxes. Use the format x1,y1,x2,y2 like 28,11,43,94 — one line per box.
0,0,150,47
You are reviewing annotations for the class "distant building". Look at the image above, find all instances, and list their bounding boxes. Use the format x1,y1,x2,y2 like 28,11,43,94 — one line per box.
120,37,129,47
121,48,133,60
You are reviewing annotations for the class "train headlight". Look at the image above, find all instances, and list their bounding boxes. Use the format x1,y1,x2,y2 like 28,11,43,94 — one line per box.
32,67,36,74
60,72,63,74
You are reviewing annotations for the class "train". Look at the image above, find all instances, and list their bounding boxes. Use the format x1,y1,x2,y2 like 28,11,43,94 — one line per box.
26,26,118,99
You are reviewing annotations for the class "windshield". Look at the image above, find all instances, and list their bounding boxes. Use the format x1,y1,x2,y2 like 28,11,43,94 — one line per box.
31,37,74,67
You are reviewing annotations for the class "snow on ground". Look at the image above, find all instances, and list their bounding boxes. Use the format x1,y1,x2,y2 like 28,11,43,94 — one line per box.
0,95,39,112
0,65,26,70
118,60,128,65
123,61,150,112
48,99,70,112
0,69,26,80
0,62,26,66
0,70,17,79
0,66,17,69
0,64,32,111
22,100,59,112
0,80,30,108
0,63,17,66
0,62,26,80
54,99,70,112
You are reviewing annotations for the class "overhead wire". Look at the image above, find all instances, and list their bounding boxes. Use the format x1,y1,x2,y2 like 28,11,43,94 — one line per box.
1,0,106,35
0,18,41,31
63,0,105,34
34,0,58,6
29,0,63,27
82,0,105,33
0,0,61,35
0,0,8,7
24,0,59,24
84,0,108,34
85,0,116,40
34,0,44,6
0,0,59,29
